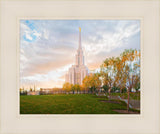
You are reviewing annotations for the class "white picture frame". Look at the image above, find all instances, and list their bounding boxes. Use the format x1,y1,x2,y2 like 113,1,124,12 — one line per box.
0,0,159,134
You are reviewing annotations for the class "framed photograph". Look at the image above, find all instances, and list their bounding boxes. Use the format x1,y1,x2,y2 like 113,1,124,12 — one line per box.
0,0,159,134
19,19,141,114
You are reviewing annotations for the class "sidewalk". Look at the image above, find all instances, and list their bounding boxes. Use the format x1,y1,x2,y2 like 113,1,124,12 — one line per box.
118,96,140,110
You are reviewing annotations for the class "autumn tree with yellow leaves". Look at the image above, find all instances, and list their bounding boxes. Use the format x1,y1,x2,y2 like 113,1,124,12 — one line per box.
63,82,72,93
82,73,102,94
100,57,118,96
101,49,140,112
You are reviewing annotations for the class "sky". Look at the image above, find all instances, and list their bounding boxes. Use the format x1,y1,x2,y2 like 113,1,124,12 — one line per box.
20,20,140,89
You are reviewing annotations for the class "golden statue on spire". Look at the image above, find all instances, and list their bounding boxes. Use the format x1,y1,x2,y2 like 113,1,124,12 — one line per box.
79,27,81,32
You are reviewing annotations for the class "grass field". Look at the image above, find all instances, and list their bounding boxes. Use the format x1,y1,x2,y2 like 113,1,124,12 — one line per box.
20,94,136,114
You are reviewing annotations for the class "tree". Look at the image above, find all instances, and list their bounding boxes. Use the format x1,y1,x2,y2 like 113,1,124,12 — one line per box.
30,87,33,92
63,82,72,93
33,85,36,92
120,49,140,112
40,88,43,95
134,75,140,92
102,85,109,94
100,49,140,112
82,73,101,94
114,57,127,93
100,57,117,97
82,76,90,93
75,84,80,93
80,84,86,94
71,84,76,94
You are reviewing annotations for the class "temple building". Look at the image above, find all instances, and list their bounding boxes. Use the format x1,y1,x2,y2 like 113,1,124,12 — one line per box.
65,27,89,85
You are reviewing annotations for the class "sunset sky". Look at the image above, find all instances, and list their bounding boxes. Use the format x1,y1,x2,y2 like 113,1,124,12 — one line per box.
20,20,140,89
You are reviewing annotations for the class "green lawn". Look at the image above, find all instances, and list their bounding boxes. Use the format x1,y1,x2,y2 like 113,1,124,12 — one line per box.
20,94,129,114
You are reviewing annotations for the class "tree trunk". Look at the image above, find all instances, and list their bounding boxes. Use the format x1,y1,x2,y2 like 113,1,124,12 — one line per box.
105,91,107,98
109,88,111,99
127,89,130,113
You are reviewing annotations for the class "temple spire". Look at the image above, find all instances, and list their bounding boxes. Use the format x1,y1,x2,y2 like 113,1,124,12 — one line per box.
79,27,82,49
75,27,84,66
65,27,89,85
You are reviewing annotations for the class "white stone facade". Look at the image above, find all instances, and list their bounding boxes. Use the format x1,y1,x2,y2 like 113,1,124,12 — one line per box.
65,28,89,85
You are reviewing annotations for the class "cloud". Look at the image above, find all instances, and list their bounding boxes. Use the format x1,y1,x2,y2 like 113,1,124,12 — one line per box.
20,20,140,88
20,64,71,88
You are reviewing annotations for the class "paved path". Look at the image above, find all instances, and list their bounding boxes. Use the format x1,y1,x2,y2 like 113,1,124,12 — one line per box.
97,93,140,110
118,96,140,110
